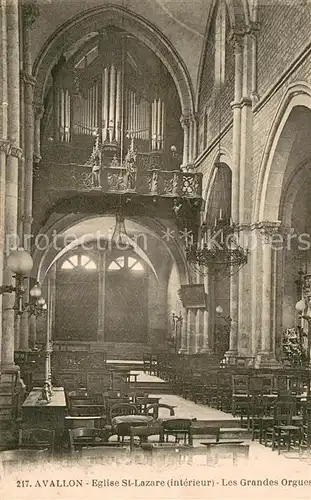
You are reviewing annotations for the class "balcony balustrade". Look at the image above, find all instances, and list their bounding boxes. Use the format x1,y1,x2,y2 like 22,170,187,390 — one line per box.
36,160,202,200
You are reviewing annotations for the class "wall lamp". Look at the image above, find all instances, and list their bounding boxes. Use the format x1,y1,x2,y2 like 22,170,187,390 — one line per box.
0,247,47,316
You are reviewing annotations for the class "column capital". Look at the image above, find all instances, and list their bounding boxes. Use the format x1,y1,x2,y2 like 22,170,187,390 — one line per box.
9,146,23,159
180,114,191,129
20,70,36,87
256,220,282,243
229,30,245,52
33,102,44,119
22,2,40,29
20,214,33,225
0,139,11,155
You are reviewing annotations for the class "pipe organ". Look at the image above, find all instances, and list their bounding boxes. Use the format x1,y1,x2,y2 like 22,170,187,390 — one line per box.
50,29,181,158
72,83,99,136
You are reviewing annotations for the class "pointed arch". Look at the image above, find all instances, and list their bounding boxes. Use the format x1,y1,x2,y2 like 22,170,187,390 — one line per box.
195,0,250,111
254,82,311,221
33,4,194,117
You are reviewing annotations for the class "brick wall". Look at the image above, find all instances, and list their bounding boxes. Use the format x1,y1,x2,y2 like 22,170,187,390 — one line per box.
197,3,234,155
252,51,311,211
257,0,311,97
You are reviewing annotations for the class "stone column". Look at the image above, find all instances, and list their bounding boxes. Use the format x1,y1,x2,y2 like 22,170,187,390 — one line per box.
201,272,212,353
178,308,188,353
49,263,56,339
180,115,190,168
2,0,21,371
33,102,44,164
256,221,281,367
0,0,8,363
97,251,106,342
186,309,196,353
226,33,244,360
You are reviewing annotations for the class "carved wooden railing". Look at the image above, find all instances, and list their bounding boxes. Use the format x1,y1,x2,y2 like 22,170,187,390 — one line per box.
37,163,202,199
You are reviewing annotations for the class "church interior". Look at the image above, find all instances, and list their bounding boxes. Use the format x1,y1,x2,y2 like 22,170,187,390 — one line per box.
1,0,311,470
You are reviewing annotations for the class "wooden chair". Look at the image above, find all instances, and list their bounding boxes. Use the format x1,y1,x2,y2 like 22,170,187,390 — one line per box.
18,428,55,454
129,424,162,451
109,403,139,422
232,375,250,417
263,399,302,453
146,403,175,420
69,427,111,453
161,418,192,445
299,402,311,458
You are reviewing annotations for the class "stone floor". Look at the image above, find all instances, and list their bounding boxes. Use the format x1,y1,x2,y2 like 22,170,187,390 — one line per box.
130,369,310,467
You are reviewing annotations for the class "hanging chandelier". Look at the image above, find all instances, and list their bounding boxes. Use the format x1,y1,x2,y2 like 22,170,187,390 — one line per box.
185,212,249,276
110,213,133,250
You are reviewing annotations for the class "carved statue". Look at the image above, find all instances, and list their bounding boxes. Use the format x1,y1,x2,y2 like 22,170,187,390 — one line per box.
86,135,102,188
124,136,137,190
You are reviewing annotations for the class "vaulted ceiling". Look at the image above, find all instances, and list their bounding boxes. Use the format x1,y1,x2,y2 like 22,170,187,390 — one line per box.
31,0,210,93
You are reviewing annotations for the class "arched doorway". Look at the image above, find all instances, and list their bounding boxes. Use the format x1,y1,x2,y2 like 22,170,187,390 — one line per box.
255,89,311,364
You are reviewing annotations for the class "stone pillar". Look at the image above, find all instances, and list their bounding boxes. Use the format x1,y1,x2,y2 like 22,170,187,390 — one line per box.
186,309,196,353
178,308,188,353
256,221,281,367
201,273,212,353
2,0,21,371
97,251,106,342
48,263,56,339
226,32,244,360
180,115,190,168
33,102,44,164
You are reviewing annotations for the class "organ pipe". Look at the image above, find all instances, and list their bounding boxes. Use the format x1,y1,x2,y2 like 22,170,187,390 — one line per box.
109,65,116,142
116,69,121,143
102,68,109,141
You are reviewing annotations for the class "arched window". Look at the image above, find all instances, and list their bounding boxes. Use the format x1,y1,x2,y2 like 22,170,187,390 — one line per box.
214,1,226,87
108,254,144,272
61,254,97,270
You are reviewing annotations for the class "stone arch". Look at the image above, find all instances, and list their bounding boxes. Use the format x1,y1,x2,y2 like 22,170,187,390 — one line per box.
254,83,311,222
33,4,194,117
196,0,250,110
32,213,190,286
279,157,311,228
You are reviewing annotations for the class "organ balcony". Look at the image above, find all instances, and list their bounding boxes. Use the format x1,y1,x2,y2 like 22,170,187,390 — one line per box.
34,26,202,222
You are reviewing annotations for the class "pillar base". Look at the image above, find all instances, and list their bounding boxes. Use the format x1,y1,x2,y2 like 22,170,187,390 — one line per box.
198,347,213,354
1,364,20,374
224,349,238,359
178,348,188,355
256,351,282,369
